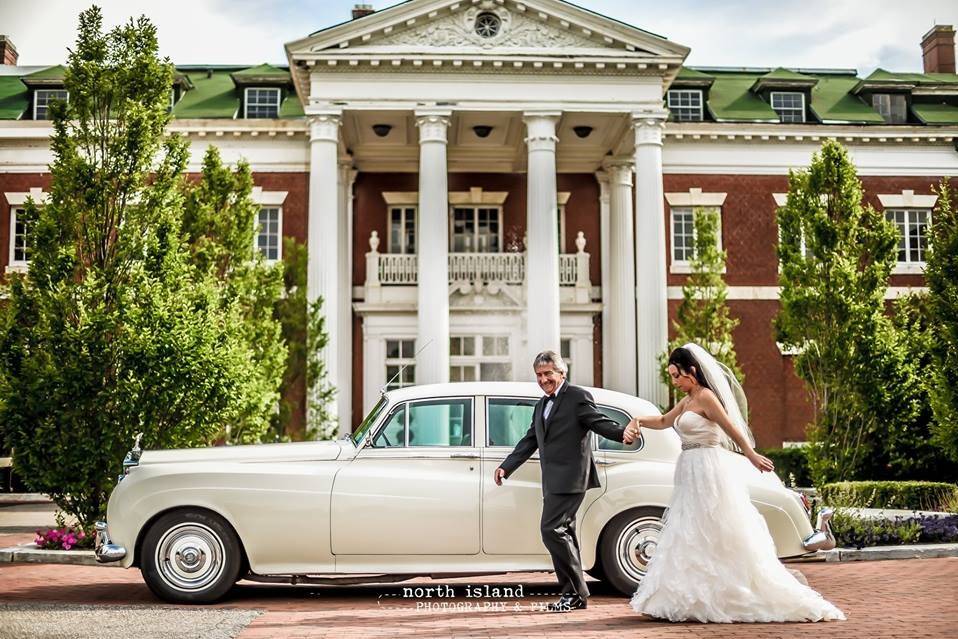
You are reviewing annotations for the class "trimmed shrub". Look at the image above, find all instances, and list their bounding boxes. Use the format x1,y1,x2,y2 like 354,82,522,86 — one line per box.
830,511,922,549
759,446,812,487
820,480,958,512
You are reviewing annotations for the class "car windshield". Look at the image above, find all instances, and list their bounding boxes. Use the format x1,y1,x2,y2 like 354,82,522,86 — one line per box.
351,394,389,446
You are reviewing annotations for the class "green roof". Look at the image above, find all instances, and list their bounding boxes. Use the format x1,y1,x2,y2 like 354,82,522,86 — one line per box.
705,72,779,122
171,66,302,119
0,76,28,119
231,63,291,80
21,64,66,81
811,74,885,124
912,102,958,125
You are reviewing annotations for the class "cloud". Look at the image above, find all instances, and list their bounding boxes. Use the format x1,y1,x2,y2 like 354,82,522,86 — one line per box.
0,0,955,74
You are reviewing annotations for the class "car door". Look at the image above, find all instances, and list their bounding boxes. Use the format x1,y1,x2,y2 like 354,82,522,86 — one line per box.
330,396,481,555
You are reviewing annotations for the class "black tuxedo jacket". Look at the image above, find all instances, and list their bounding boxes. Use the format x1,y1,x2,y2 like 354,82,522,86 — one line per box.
499,382,626,494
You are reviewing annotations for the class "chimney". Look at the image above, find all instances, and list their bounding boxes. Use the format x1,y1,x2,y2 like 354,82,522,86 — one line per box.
921,25,956,74
352,4,374,20
0,36,18,66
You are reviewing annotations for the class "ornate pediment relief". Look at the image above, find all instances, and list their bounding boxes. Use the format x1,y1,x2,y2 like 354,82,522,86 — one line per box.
377,2,602,50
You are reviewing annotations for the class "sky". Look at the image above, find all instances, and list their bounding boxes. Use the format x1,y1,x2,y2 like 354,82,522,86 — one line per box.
0,0,956,75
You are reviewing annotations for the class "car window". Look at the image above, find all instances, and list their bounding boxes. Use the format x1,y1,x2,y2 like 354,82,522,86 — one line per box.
371,405,405,448
408,398,473,446
595,405,643,452
487,397,537,447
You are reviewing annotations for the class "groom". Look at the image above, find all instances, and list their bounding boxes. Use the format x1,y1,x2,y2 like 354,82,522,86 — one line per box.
494,350,635,612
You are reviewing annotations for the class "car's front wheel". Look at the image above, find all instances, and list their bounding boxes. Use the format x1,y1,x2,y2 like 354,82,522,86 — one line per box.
140,509,243,604
598,506,665,596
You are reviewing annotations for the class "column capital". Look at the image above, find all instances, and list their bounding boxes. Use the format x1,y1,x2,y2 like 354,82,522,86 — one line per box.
415,109,452,144
310,110,342,143
522,111,560,151
631,107,668,147
602,157,634,186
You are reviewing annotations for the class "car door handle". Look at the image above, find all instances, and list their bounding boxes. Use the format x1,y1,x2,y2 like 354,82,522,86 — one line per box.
450,453,480,459
595,459,615,466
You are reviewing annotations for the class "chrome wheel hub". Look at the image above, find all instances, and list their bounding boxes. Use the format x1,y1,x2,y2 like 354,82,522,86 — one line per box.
155,523,225,592
616,515,664,583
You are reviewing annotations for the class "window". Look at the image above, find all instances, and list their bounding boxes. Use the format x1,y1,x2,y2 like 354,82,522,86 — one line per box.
169,88,177,113
487,397,537,447
770,92,805,123
9,208,30,265
372,399,474,447
34,89,68,120
385,339,416,390
450,335,511,381
872,93,908,124
670,207,722,266
450,206,501,252
389,206,416,253
474,12,501,38
667,89,704,122
885,209,929,264
244,87,281,119
557,203,566,252
560,338,573,382
595,405,643,452
256,207,281,261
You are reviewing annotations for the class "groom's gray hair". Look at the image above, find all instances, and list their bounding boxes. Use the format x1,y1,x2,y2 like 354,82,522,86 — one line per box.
533,350,568,374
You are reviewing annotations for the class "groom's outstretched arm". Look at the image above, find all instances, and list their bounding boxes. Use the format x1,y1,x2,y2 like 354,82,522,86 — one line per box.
576,388,626,442
498,421,538,481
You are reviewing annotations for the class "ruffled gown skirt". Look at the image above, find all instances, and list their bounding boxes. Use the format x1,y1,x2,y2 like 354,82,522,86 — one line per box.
629,447,845,623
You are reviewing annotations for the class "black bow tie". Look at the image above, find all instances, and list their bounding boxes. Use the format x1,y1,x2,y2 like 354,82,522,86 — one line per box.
547,394,556,400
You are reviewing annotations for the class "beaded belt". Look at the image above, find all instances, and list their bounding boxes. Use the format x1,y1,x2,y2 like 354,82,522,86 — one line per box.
681,441,717,451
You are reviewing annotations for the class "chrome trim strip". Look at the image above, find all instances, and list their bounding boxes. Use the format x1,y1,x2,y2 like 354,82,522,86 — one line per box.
94,521,127,564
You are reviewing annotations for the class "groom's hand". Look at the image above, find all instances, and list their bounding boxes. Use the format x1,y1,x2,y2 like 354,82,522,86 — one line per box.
494,467,506,486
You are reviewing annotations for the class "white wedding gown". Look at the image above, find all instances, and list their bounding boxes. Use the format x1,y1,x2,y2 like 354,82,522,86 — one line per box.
629,410,845,623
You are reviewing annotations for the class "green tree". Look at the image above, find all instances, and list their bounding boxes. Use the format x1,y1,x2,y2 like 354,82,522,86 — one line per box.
179,148,286,444
926,180,958,461
774,140,919,485
0,8,281,527
661,207,743,399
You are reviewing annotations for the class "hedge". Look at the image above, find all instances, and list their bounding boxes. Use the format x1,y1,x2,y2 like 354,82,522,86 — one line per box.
820,481,958,512
831,511,958,549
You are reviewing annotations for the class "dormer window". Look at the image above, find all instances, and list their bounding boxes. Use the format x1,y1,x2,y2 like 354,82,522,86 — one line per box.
667,89,704,121
770,92,805,123
872,93,908,123
244,87,280,119
34,89,68,120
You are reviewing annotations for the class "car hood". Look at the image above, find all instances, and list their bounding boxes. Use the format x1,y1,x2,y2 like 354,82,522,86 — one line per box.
138,439,348,465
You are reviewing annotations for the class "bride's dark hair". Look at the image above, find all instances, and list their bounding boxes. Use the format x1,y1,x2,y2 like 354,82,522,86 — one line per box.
668,347,712,390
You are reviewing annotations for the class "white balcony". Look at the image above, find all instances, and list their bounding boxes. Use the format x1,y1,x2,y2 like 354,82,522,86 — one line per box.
363,230,592,304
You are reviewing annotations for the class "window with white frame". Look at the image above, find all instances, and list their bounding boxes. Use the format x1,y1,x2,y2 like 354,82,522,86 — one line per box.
34,89,68,120
885,209,929,264
385,339,416,390
450,206,501,253
560,338,573,382
389,206,416,254
667,89,704,122
450,335,511,381
256,207,281,261
10,207,30,265
670,206,722,265
244,87,281,119
872,93,908,124
770,92,805,123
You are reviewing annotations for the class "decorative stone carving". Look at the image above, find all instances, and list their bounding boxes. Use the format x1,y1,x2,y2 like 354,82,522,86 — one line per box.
378,2,600,50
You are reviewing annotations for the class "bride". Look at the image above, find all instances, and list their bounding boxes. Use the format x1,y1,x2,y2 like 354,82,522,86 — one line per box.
625,343,845,623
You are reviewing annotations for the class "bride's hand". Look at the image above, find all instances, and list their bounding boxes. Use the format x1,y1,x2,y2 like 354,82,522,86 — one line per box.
747,451,775,473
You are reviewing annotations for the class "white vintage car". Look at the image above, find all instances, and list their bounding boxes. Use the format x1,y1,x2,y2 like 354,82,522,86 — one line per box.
95,382,834,603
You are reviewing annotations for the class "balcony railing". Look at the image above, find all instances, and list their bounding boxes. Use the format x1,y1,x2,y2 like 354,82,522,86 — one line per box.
364,230,592,302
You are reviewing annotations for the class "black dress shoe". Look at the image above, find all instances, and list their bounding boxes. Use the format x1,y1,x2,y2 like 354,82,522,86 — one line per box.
547,594,588,612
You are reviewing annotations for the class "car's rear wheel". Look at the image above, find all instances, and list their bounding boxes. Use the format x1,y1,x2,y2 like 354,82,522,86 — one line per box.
141,509,243,604
598,506,665,596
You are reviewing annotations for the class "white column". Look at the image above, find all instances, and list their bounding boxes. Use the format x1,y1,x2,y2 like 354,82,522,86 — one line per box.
415,109,451,384
633,108,669,407
604,159,638,395
308,111,343,428
523,112,561,362
595,170,611,387
336,159,357,436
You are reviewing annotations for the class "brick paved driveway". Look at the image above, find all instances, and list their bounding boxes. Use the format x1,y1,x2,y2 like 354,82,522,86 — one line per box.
1,547,955,638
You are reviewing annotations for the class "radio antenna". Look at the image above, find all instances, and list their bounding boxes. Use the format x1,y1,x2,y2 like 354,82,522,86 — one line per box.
381,338,433,395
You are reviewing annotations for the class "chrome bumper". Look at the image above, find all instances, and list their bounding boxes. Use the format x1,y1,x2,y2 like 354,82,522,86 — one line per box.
94,521,127,564
802,508,836,552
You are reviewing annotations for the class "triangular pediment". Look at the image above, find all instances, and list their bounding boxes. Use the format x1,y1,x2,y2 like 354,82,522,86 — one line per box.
286,0,689,60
